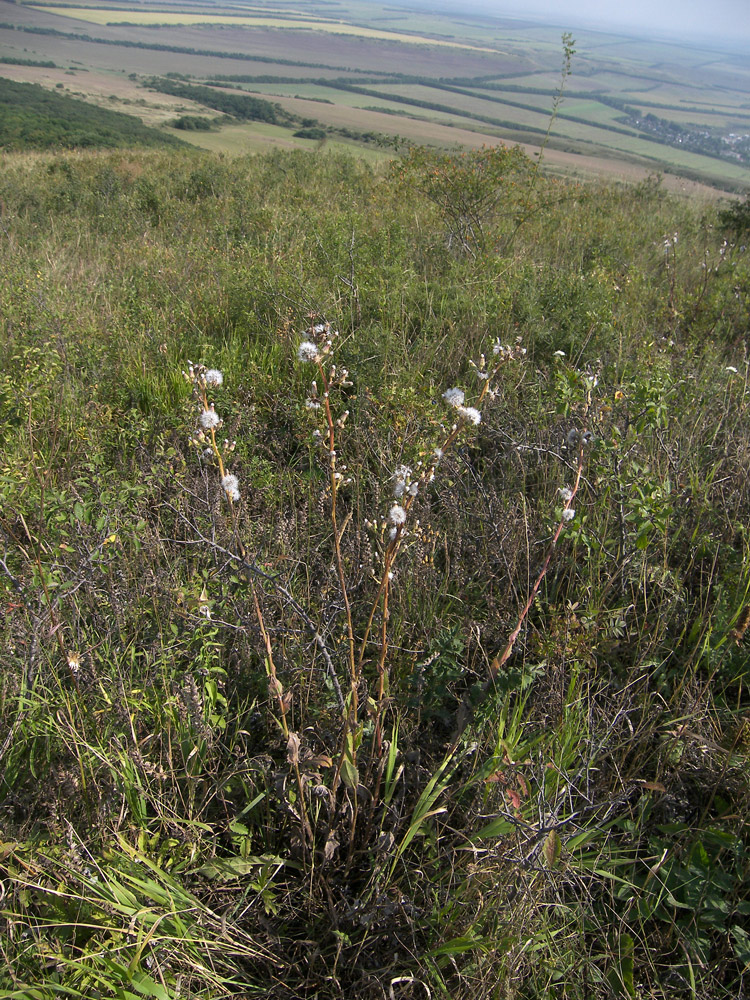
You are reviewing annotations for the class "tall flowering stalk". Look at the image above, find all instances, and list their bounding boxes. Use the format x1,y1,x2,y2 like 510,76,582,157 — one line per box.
363,338,527,755
298,329,528,767
297,326,357,719
183,362,313,846
184,363,239,507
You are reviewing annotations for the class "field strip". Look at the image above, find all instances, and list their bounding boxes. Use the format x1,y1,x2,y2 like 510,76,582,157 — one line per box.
27,7,501,51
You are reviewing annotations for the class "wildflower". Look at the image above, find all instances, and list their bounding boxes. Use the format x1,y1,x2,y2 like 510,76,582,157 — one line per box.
553,350,566,358
434,448,444,461
200,407,221,430
67,651,82,675
204,368,223,387
559,486,573,503
392,464,412,498
298,341,320,363
389,504,407,527
305,398,321,410
457,406,481,426
562,507,575,522
443,387,465,408
221,473,240,502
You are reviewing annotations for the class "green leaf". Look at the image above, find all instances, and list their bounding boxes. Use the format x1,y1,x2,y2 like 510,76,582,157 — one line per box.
607,933,635,998
473,816,515,839
732,925,750,967
341,754,359,790
429,935,492,958
130,970,171,999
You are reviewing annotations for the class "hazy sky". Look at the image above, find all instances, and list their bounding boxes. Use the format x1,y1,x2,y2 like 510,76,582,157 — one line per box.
478,0,750,47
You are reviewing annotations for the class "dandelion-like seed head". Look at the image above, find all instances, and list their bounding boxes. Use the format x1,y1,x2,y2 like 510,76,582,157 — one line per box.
443,387,465,408
389,504,407,527
559,486,573,503
221,473,240,502
67,651,82,675
298,341,320,363
457,406,481,426
200,407,221,430
392,464,412,497
562,507,576,522
204,368,224,387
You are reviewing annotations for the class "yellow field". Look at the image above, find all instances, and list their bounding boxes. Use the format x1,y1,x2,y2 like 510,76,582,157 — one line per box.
28,7,499,51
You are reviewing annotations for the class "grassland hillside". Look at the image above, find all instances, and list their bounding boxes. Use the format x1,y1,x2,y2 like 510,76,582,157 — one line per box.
1,144,750,999
0,76,187,150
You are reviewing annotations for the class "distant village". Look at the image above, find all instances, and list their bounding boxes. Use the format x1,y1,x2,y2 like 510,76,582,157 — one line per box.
623,110,750,165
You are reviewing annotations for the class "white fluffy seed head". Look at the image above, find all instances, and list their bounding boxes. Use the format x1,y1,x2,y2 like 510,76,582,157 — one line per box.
443,387,465,408
221,474,240,502
200,408,221,430
297,341,320,363
458,406,481,426
204,369,223,387
389,504,407,527
392,464,412,497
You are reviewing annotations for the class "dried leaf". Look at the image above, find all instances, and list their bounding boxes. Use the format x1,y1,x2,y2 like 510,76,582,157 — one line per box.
286,732,300,765
640,780,666,793
324,832,339,862
543,828,561,868
269,676,283,699
303,754,333,769
485,769,507,784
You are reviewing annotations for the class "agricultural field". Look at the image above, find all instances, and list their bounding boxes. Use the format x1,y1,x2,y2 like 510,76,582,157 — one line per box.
0,0,749,185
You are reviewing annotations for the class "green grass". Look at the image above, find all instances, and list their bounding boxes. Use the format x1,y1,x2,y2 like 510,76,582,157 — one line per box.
0,143,749,999
0,75,187,150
